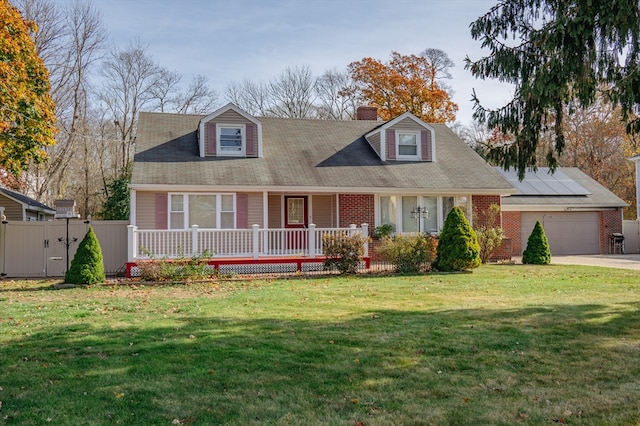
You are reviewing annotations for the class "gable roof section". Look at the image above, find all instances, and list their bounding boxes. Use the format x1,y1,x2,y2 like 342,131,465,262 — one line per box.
133,111,514,194
497,167,627,210
0,187,56,214
364,112,436,161
197,103,262,157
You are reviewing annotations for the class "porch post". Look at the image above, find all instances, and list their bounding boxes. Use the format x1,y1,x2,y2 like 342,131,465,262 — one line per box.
308,223,316,258
127,225,137,262
191,225,199,256
362,223,369,258
252,224,260,260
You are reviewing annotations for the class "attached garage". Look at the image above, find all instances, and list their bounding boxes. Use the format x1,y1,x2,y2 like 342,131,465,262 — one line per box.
520,211,600,255
497,167,627,256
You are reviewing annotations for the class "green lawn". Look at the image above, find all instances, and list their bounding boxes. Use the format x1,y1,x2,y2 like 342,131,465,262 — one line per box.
1,264,640,425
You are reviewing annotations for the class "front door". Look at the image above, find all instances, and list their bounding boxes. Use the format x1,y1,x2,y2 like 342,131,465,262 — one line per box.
285,196,308,251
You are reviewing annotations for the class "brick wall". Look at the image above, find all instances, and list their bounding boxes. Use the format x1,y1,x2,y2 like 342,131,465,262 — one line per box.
501,211,522,256
600,209,623,253
338,194,375,228
471,195,501,228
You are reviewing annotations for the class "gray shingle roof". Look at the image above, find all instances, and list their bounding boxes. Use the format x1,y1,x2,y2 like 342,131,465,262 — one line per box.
132,111,514,193
0,187,55,213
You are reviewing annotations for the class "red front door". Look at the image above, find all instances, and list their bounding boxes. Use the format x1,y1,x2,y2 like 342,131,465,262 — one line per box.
285,196,308,250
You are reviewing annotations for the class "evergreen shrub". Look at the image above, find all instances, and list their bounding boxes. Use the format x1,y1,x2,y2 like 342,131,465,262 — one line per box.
64,226,105,284
522,220,551,264
433,206,481,272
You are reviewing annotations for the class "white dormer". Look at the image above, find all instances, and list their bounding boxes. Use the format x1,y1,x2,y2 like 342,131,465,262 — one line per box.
198,103,263,158
364,112,436,162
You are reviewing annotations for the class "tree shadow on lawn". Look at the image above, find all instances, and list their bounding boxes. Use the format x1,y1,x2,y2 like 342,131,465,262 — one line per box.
2,303,640,425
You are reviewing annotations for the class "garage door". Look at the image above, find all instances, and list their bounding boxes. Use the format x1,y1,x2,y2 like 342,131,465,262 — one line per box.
520,212,600,255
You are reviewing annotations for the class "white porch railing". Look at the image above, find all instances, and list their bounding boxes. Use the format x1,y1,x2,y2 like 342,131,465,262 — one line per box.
127,223,369,261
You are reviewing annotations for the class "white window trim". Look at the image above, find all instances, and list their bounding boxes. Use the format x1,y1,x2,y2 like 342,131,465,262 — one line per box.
395,130,421,161
376,194,472,234
168,193,236,229
217,124,246,157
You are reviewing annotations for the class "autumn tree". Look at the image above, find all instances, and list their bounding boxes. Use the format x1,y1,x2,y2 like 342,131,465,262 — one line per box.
466,0,640,180
347,51,458,122
0,0,56,175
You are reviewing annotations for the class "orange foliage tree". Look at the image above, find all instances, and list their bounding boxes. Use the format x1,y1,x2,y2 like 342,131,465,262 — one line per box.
0,0,56,176
346,51,457,123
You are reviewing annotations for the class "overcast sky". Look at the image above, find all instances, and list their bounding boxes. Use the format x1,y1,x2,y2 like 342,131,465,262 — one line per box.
91,0,512,125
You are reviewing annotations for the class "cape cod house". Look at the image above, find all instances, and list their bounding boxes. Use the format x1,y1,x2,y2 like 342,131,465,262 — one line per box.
126,104,514,275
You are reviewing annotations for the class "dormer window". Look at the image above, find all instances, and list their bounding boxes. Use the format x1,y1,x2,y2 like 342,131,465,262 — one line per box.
396,130,420,161
218,124,246,156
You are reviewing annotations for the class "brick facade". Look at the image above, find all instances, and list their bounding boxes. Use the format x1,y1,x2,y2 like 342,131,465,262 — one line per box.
338,194,375,228
600,209,624,253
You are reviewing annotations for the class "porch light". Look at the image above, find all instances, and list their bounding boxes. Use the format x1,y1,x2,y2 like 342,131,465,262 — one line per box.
411,206,429,233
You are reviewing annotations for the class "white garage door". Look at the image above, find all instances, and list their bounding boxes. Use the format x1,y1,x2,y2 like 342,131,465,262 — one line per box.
521,212,600,255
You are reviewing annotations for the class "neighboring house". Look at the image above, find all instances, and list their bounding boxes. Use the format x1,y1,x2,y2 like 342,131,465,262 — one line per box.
127,103,514,272
497,167,627,255
0,187,56,221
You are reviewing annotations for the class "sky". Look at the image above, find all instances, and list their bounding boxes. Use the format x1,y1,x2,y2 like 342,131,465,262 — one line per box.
91,0,513,125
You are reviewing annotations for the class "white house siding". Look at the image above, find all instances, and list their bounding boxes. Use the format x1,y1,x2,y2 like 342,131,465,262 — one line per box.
521,211,600,255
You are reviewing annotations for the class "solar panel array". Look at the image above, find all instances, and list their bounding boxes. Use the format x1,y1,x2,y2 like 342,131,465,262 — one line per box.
496,167,591,196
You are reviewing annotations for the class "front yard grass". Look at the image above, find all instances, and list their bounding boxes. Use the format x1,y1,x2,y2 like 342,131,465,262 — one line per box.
1,264,640,425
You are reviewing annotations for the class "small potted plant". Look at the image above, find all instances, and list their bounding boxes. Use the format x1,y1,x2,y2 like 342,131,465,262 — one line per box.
373,223,394,240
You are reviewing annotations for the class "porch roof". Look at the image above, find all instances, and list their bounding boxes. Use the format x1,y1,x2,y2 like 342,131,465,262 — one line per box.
132,112,514,194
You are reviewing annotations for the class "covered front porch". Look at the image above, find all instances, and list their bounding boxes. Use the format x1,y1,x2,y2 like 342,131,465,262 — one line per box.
126,223,370,277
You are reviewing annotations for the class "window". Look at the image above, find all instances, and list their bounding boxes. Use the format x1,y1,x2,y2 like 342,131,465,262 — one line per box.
169,193,236,229
396,131,420,160
378,194,470,234
217,125,245,156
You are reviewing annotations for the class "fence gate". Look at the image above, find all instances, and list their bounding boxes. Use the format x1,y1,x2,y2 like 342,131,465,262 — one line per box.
0,220,128,278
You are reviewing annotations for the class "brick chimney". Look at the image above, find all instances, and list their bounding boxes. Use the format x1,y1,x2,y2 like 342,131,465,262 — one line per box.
356,106,378,121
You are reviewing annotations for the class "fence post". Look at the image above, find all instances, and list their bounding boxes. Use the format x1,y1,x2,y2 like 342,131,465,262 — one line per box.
362,223,369,258
252,224,260,260
127,225,137,262
191,225,199,256
308,223,316,258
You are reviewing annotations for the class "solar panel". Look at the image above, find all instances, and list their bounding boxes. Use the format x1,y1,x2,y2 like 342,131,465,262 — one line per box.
496,168,591,195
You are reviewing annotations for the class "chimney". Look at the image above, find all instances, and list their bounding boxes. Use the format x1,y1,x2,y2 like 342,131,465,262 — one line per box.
356,106,378,121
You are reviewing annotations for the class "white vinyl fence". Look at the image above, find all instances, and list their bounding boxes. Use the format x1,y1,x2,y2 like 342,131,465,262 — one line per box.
623,220,640,254
0,220,128,278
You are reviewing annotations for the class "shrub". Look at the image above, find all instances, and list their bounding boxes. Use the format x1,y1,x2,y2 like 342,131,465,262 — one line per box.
64,226,105,284
473,204,505,264
322,231,367,274
433,206,481,272
522,220,551,264
376,233,437,274
137,249,217,282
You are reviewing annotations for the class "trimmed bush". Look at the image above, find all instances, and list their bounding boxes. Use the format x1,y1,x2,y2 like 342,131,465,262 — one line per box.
64,226,105,284
433,206,481,272
522,220,551,264
322,231,366,274
376,233,437,274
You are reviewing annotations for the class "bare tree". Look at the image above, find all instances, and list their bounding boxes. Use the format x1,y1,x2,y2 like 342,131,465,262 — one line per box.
17,0,107,210
225,79,271,116
98,39,159,171
174,74,219,114
420,48,455,94
268,65,316,118
315,69,359,120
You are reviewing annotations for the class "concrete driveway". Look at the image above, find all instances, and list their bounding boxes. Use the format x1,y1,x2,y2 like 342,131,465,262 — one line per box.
546,254,640,270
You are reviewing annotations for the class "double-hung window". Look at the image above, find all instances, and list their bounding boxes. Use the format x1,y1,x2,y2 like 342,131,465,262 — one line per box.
169,193,235,229
396,131,420,161
217,124,245,156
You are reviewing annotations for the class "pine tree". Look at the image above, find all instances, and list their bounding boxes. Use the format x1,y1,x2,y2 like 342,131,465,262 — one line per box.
522,221,552,265
64,226,105,284
433,207,481,272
